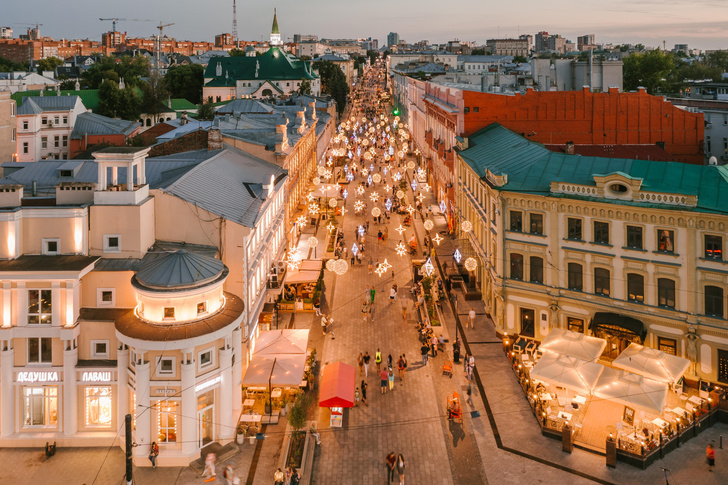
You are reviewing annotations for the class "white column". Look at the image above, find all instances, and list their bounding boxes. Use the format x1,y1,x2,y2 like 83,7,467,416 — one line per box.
133,355,151,459
63,341,78,435
51,282,61,327
232,327,242,419
1,342,14,437
2,282,11,328
126,165,134,191
180,349,197,456
117,345,129,434
111,166,118,186
219,344,233,442
16,282,26,327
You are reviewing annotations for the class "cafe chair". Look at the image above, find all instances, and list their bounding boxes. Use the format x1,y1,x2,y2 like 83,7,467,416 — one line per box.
442,361,453,378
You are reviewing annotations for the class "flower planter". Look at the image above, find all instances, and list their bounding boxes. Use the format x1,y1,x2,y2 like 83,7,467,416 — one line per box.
236,433,245,445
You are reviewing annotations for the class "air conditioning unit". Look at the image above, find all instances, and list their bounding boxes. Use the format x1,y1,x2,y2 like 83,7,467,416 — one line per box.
47,121,53,128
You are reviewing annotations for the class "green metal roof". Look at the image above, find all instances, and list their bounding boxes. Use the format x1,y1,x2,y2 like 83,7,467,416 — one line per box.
12,89,100,111
459,123,728,215
204,47,318,85
169,99,198,111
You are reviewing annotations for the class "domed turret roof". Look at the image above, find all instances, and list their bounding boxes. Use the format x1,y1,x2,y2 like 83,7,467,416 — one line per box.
135,250,225,290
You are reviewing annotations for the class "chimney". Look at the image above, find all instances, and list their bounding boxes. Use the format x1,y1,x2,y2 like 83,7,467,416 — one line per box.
296,109,306,134
308,101,317,119
207,126,223,151
275,118,288,152
565,141,575,155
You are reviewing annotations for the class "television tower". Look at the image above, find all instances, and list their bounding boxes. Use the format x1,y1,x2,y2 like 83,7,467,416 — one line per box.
232,0,238,48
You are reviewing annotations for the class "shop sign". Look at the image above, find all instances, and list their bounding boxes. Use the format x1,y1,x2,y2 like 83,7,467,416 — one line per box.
195,376,221,393
81,371,113,383
151,387,180,397
16,371,60,383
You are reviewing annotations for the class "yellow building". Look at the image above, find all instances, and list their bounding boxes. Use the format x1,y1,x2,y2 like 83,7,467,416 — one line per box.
457,123,728,385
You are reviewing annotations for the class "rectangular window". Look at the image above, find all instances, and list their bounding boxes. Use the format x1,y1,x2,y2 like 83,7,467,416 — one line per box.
593,221,610,244
23,142,28,154
11,128,15,141
567,218,582,240
54,117,60,125
719,350,728,384
91,340,109,358
705,235,722,260
510,211,522,232
54,136,59,148
28,290,52,324
158,401,179,443
510,253,524,280
28,337,52,363
103,235,121,253
567,263,583,291
42,238,60,255
626,226,643,249
567,317,584,333
42,117,47,126
197,302,207,315
199,349,213,369
627,273,644,302
520,308,535,338
658,279,676,308
85,387,112,427
657,230,675,253
22,387,58,427
62,116,68,125
529,213,543,235
157,357,175,376
705,286,724,317
23,120,29,130
163,307,175,320
529,256,543,283
657,337,677,356
594,268,610,296
97,288,115,307
62,135,68,147
41,136,47,149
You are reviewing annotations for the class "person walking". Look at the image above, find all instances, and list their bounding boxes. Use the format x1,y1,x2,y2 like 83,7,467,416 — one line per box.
388,366,395,390
148,441,159,469
387,353,393,369
466,380,474,407
375,349,382,372
390,285,397,303
370,285,376,305
467,354,475,381
431,334,438,357
397,355,405,380
420,343,429,366
363,352,371,377
368,257,374,274
274,468,285,485
468,307,476,329
380,367,389,394
290,468,301,485
386,451,397,482
223,462,235,485
358,352,364,376
396,454,406,485
361,380,368,406
355,386,361,407
401,297,408,320
463,352,471,374
202,452,217,481
313,298,322,316
321,314,328,335
707,443,715,471
362,300,369,322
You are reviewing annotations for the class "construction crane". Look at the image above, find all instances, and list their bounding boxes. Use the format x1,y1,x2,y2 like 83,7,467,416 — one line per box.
99,18,154,33
154,22,175,77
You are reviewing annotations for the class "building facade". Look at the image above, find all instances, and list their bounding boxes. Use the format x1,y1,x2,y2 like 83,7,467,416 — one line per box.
457,124,728,385
16,96,86,162
485,39,529,57
0,92,17,163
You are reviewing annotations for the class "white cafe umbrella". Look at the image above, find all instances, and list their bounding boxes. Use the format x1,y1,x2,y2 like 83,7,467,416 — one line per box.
254,329,310,356
612,343,689,384
529,353,604,395
593,367,668,414
539,328,607,362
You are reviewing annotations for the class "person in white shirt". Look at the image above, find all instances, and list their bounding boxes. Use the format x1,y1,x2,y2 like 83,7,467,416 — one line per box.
468,307,476,329
321,315,328,335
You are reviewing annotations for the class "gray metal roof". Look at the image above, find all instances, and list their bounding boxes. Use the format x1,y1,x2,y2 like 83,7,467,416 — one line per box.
17,98,43,115
216,99,274,115
70,112,140,139
17,95,83,114
161,146,287,227
134,250,225,290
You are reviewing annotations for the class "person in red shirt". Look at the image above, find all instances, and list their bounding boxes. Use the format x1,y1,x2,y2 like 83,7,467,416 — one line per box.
380,368,389,394
707,443,715,471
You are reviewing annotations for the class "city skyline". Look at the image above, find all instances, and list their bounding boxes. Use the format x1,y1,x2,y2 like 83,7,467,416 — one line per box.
3,0,728,51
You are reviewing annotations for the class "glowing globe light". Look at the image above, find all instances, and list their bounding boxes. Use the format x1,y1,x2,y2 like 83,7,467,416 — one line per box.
329,198,338,208
407,161,416,169
464,257,477,272
396,190,405,199
373,173,381,183
307,236,318,248
372,207,381,217
461,220,473,233
424,220,434,231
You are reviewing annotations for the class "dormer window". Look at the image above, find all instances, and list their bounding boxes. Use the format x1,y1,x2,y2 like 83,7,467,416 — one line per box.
60,170,73,177
609,183,628,195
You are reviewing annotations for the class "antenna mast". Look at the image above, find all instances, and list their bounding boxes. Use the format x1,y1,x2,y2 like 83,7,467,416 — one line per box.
232,0,239,48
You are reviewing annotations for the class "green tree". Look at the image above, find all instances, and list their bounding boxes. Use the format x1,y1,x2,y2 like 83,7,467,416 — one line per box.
0,56,28,72
229,48,245,57
316,60,349,115
298,79,311,95
287,393,311,432
513,55,528,63
623,49,675,94
706,50,728,71
366,50,378,65
471,48,486,56
97,79,141,120
36,56,64,74
82,55,150,89
197,98,216,120
164,64,205,103
141,71,170,120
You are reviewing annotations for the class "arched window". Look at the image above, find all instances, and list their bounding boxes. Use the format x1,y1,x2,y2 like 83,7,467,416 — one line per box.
262,89,272,97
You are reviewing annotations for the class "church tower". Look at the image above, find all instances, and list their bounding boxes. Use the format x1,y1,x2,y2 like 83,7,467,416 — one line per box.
270,8,282,46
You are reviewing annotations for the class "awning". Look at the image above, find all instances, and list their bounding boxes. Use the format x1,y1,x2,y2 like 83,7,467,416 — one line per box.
593,367,667,414
319,361,355,408
612,343,690,384
589,312,646,342
540,328,607,362
285,270,320,285
529,353,604,395
254,329,309,355
242,354,306,387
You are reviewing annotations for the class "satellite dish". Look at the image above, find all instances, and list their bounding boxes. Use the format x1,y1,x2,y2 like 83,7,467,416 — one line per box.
709,156,718,166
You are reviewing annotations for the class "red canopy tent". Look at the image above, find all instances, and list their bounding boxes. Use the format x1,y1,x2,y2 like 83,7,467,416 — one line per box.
319,362,355,408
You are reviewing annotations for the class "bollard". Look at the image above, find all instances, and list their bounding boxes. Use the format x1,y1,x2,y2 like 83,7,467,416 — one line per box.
721,434,723,449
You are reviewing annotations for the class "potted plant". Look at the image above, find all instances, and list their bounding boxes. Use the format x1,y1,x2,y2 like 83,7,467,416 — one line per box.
236,423,246,444
248,425,258,445
280,395,290,417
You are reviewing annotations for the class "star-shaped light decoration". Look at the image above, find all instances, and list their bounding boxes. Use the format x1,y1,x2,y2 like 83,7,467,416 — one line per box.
439,200,447,213
369,192,379,202
340,207,348,216
358,225,365,237
393,172,402,182
385,198,393,211
306,193,315,202
406,205,415,214
327,222,336,232
395,224,406,235
367,174,373,185
351,162,358,170
384,184,392,193
296,215,307,228
395,242,407,256
423,258,435,277
432,233,443,246
346,172,354,182
356,186,365,196
351,243,359,256
333,183,341,191
453,248,462,264
417,168,425,178
327,159,333,167
410,179,418,191
308,204,319,215
374,262,387,277
423,184,431,192
324,170,333,180
362,167,369,176
354,200,364,212
342,189,348,199
383,166,388,175
416,193,425,203
380,259,391,273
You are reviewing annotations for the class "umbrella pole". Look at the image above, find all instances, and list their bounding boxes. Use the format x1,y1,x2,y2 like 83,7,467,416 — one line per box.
267,357,276,417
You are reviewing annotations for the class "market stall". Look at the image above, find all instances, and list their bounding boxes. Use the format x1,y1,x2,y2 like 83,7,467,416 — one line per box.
319,362,355,428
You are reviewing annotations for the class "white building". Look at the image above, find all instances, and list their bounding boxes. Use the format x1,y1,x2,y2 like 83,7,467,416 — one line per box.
16,95,86,161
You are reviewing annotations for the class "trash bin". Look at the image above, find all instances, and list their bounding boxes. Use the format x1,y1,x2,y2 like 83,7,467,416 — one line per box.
562,423,573,453
606,435,617,468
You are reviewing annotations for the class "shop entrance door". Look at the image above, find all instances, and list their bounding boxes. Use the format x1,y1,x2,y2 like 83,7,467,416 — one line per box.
198,405,214,448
